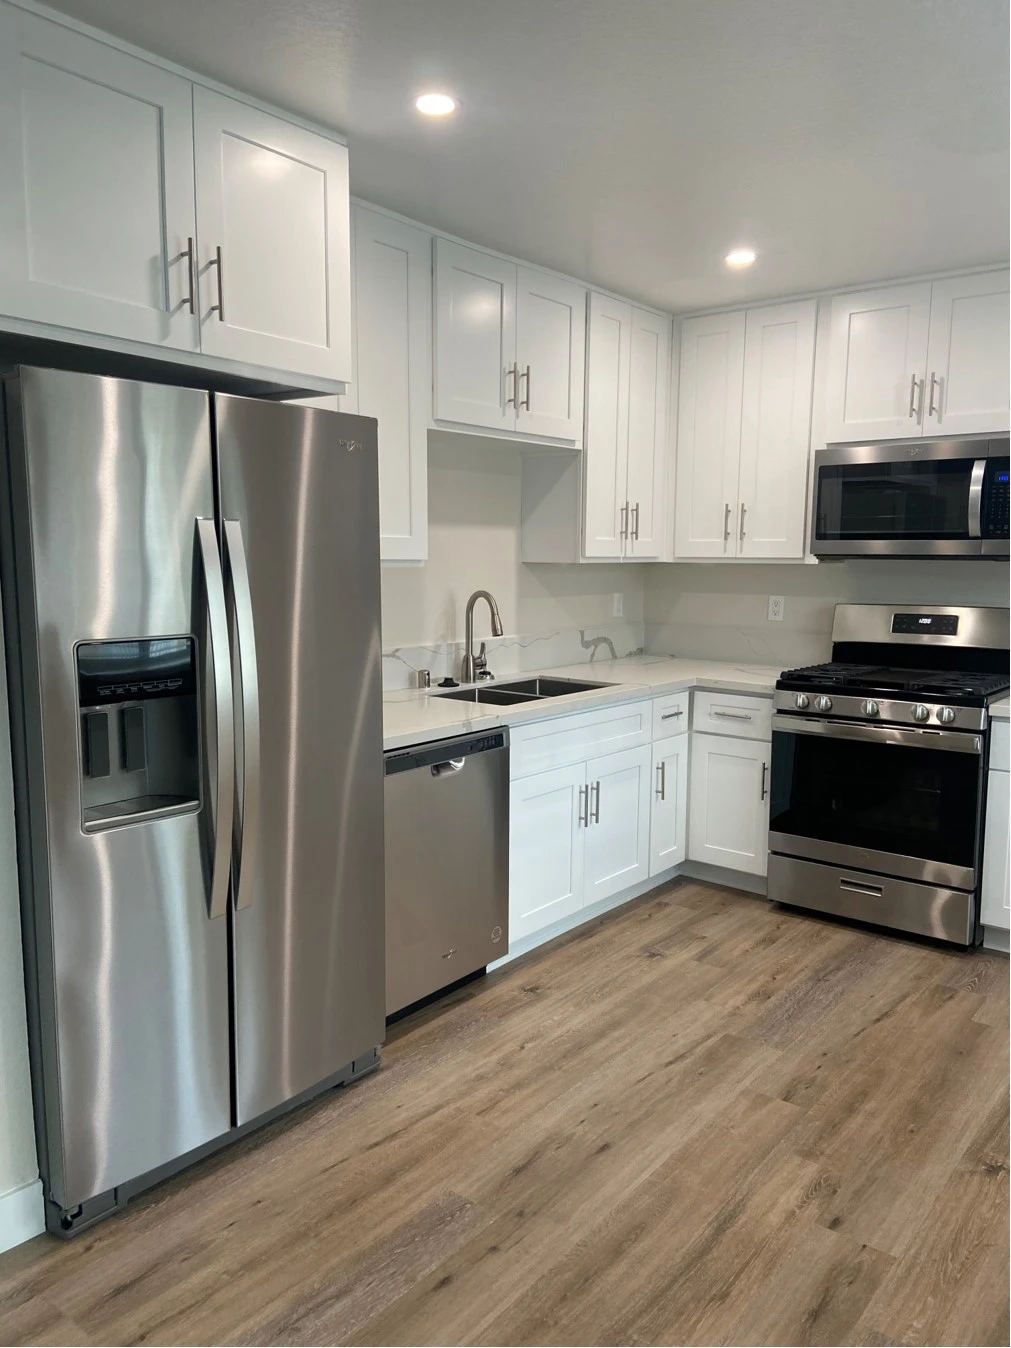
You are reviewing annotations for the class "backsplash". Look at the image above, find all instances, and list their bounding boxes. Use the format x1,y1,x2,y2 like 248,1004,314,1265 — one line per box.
382,619,645,690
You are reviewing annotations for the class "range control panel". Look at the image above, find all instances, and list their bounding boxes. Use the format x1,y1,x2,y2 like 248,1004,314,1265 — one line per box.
891,612,959,636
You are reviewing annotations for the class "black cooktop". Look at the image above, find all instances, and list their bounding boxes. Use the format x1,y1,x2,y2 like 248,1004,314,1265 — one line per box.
778,662,1011,706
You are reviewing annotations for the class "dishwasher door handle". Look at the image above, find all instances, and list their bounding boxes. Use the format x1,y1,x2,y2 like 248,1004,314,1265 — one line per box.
431,757,466,777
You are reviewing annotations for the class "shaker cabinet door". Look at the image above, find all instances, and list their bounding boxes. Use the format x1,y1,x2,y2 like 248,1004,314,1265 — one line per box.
824,283,931,443
515,268,586,443
583,745,652,905
0,6,198,350
981,769,1010,933
736,300,816,559
650,735,688,875
583,293,631,558
674,311,746,557
626,307,671,559
688,734,770,876
924,271,1010,436
509,764,586,943
433,238,517,431
193,87,351,380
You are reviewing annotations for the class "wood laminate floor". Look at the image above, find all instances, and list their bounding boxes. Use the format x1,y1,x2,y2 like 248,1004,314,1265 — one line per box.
0,880,1008,1347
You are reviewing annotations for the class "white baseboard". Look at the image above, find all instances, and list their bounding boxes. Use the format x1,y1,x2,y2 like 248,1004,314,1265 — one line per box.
0,1178,44,1253
983,925,1010,954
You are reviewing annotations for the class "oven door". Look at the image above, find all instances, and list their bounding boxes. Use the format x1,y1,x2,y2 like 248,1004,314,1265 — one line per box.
811,441,986,557
769,715,984,889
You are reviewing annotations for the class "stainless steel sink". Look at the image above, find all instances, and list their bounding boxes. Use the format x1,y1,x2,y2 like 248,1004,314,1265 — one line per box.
436,675,613,704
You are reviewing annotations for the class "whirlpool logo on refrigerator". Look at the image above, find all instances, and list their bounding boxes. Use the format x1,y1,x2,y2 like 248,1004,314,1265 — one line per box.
337,439,360,453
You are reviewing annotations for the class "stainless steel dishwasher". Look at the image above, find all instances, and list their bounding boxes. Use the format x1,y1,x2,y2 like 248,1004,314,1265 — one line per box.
384,728,509,1017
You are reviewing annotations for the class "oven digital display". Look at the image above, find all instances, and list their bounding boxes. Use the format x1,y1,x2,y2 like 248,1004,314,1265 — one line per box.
891,613,959,636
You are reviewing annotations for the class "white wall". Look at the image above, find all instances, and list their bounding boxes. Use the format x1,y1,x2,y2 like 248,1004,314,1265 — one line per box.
645,559,1011,666
0,616,44,1251
381,430,644,654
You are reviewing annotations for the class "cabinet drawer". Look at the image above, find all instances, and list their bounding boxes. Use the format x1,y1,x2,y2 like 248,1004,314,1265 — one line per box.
692,690,772,741
509,700,651,777
991,720,1010,773
652,691,689,738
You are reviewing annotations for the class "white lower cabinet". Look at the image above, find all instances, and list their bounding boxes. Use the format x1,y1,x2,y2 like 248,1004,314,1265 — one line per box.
688,733,770,876
650,735,688,875
981,726,1010,942
509,763,586,943
583,745,652,904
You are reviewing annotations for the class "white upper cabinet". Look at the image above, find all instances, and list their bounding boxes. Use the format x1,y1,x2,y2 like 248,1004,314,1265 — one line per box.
626,307,671,559
353,207,430,560
736,300,816,559
433,239,516,432
583,294,632,557
192,88,351,381
433,239,585,443
674,311,746,557
824,273,1009,443
515,268,586,441
0,6,199,350
924,271,1010,436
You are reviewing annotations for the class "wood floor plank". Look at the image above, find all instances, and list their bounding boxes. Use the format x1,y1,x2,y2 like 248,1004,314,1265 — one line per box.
0,881,1006,1348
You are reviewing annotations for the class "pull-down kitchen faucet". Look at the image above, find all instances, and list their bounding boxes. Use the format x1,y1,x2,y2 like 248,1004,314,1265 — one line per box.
461,590,503,683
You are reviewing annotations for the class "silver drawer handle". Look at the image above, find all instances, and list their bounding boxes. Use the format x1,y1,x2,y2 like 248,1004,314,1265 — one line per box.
431,757,465,777
712,709,753,721
578,783,588,826
840,877,884,897
661,709,683,720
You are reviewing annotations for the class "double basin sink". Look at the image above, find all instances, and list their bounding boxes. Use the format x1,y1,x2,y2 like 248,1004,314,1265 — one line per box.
435,675,614,706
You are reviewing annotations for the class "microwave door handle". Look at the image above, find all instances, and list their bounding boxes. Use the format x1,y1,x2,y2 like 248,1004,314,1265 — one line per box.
223,520,261,912
968,459,985,539
196,519,235,920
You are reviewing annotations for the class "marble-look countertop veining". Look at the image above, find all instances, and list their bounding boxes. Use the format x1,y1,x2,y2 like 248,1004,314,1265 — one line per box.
383,655,783,751
991,697,1011,720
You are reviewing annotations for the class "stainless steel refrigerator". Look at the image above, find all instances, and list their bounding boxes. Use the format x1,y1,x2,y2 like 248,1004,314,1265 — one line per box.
0,366,385,1234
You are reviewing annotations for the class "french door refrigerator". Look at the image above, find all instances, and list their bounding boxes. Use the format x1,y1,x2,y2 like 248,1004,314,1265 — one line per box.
0,366,385,1234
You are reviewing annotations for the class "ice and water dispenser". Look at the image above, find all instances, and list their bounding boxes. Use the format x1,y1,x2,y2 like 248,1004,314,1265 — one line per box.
76,637,200,829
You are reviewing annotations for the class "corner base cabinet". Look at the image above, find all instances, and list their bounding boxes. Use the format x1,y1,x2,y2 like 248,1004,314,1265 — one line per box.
981,722,1010,944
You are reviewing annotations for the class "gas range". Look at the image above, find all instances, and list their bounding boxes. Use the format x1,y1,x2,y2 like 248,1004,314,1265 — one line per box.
767,603,1010,947
775,662,1009,731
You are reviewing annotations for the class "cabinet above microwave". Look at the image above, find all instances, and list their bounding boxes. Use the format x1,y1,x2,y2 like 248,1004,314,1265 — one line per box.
811,436,1010,559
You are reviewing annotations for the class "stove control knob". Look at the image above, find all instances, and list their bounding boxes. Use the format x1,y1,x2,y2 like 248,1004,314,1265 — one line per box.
937,706,956,725
912,704,930,723
815,695,833,713
862,700,879,717
794,693,810,710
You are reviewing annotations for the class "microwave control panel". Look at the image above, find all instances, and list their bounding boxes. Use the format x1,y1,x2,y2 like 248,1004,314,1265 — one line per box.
982,458,1010,540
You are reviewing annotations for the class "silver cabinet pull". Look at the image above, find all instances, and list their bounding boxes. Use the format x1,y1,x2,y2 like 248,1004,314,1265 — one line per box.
928,371,941,418
632,502,640,541
712,708,753,721
661,709,683,720
591,780,601,824
739,502,746,542
908,373,922,420
505,363,518,408
655,760,666,800
181,236,196,315
840,877,883,897
619,501,629,540
209,245,225,323
578,783,587,826
723,502,731,541
195,519,235,921
760,761,768,801
222,520,260,912
520,364,531,410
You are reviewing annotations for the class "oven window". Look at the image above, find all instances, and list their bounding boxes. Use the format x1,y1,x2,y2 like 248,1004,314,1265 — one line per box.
816,459,975,540
770,729,980,866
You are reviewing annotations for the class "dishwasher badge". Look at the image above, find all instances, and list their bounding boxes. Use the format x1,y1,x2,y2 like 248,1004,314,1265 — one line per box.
490,926,503,944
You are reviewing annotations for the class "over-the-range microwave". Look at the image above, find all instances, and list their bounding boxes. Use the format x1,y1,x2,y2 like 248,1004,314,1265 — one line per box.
811,434,1010,558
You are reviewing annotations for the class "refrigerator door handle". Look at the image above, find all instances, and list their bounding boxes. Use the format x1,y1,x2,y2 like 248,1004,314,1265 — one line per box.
223,519,261,911
196,518,235,920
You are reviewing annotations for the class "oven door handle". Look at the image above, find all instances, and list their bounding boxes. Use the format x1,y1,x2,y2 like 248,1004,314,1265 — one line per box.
773,714,981,755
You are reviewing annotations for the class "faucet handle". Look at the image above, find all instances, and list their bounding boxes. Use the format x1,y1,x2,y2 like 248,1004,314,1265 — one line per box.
474,641,495,680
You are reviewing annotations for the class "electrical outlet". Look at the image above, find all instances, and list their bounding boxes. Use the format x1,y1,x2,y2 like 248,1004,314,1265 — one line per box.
768,595,785,622
613,592,623,618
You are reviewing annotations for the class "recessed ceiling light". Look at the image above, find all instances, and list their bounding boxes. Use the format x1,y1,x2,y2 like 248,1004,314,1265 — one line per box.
725,248,757,269
416,92,457,117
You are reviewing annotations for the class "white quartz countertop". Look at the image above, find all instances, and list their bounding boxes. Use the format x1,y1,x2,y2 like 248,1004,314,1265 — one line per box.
383,655,782,751
991,697,1011,720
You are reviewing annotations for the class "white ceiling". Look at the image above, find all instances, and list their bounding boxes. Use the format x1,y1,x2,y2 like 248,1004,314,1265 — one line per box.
46,0,1010,312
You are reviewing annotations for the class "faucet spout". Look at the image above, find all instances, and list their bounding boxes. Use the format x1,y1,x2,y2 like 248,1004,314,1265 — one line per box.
462,590,503,683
